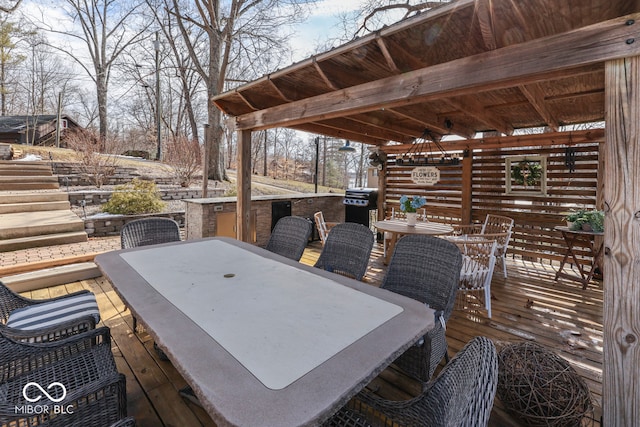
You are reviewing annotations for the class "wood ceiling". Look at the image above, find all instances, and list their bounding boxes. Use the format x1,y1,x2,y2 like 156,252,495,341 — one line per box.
213,0,640,146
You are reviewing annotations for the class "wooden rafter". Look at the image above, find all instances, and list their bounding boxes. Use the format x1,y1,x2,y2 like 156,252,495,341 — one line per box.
313,59,340,91
444,96,514,135
375,36,400,72
232,13,640,133
235,91,259,111
379,128,605,153
267,77,293,102
475,0,498,50
519,83,560,131
291,123,387,145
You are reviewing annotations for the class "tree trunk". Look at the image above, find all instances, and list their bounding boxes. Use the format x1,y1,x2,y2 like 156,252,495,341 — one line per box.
96,69,108,149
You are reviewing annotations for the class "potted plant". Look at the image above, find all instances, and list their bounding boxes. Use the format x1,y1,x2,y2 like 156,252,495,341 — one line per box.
399,195,426,226
564,209,604,232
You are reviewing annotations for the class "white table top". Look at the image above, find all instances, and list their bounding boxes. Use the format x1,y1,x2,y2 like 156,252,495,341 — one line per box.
374,219,454,235
120,239,403,390
96,237,434,427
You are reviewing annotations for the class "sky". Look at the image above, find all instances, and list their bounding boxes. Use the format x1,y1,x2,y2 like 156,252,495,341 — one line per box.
289,0,364,61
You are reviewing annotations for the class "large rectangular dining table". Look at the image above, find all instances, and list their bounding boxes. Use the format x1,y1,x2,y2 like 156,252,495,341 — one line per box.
95,237,434,427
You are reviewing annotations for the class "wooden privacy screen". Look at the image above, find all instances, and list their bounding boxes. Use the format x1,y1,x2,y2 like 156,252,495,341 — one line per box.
382,131,603,265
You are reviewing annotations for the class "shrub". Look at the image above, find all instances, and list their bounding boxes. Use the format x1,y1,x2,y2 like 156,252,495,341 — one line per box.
65,128,119,188
102,179,166,215
164,136,202,187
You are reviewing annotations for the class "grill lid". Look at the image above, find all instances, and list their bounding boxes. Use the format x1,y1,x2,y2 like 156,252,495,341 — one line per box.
344,188,378,207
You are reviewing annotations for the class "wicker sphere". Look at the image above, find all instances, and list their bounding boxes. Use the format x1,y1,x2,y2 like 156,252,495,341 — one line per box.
497,342,593,426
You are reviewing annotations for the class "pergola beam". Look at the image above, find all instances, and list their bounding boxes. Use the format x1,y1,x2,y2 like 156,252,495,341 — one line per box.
232,14,640,133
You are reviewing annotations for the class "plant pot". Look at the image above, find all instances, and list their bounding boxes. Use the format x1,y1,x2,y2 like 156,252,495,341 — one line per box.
566,221,574,229
581,223,593,232
406,212,417,226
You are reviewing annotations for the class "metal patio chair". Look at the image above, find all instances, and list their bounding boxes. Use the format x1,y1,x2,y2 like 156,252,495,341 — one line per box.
453,214,514,277
0,281,98,343
454,238,499,318
265,216,313,261
381,235,462,383
0,327,127,427
314,222,374,281
326,336,498,427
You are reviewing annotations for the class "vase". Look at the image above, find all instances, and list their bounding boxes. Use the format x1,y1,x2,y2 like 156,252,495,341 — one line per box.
406,212,417,226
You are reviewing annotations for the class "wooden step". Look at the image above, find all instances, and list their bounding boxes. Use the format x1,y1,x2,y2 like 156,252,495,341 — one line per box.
0,200,70,214
0,231,88,252
0,210,85,240
2,262,101,293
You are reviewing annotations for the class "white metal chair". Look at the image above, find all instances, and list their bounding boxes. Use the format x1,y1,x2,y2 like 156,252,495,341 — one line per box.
314,211,339,246
453,237,498,318
453,214,514,277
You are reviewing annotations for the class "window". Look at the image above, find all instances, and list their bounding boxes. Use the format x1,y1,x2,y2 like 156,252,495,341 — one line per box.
505,156,547,195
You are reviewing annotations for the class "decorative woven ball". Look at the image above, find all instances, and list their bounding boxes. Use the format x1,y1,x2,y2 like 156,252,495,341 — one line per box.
497,342,593,426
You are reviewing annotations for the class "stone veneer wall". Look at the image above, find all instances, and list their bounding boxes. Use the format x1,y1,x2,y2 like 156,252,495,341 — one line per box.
67,188,225,206
84,212,185,237
184,193,345,247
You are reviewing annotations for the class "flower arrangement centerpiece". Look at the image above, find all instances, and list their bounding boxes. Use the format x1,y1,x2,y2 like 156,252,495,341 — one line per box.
399,195,426,226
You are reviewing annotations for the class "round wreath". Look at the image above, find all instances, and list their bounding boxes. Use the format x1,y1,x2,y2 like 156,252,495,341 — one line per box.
511,160,542,186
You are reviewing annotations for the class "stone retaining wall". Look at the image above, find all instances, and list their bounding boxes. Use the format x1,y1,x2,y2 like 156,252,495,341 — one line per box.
84,212,185,237
67,188,225,206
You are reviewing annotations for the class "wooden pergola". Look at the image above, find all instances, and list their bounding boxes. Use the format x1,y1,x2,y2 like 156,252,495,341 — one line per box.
213,0,640,423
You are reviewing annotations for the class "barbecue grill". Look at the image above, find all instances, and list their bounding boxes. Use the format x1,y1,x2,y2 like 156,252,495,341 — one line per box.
344,187,378,227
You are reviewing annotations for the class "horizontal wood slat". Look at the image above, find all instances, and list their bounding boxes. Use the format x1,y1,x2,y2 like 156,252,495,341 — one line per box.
383,131,602,265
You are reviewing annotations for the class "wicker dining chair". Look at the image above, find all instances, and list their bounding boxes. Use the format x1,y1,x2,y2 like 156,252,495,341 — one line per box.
265,216,313,261
326,336,498,427
314,222,374,281
120,217,181,334
120,217,181,249
0,281,98,343
109,417,137,427
0,327,127,427
381,235,462,383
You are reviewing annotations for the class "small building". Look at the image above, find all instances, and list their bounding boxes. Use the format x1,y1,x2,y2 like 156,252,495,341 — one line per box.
0,115,81,147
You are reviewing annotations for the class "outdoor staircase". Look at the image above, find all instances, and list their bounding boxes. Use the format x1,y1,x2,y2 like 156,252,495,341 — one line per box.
0,160,88,252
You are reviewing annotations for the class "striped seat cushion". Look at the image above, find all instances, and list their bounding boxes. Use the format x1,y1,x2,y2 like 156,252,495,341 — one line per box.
6,293,100,330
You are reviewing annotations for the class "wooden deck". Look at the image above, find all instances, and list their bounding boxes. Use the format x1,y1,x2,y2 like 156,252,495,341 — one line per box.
23,241,603,426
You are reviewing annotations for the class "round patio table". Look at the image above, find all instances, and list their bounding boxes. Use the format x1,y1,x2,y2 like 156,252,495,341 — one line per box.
374,219,454,265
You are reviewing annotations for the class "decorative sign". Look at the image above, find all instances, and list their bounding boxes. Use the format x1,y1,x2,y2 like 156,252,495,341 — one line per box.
411,166,440,185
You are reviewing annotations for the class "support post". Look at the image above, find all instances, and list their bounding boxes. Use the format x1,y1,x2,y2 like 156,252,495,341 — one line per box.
461,149,473,224
603,56,640,425
154,31,162,161
202,124,210,198
237,130,252,242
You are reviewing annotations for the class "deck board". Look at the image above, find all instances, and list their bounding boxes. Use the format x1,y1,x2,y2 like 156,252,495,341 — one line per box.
36,240,602,426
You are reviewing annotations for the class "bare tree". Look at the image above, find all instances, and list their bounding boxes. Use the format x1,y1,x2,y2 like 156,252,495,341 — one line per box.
0,0,22,13
164,135,202,186
28,0,151,146
166,0,316,182
65,128,120,188
0,15,33,114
